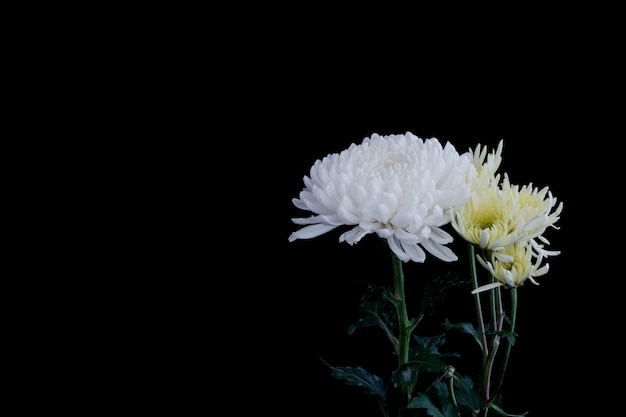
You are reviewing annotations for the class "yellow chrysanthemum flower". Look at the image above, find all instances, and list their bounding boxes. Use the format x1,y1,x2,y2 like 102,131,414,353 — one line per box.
452,141,563,262
472,242,550,294
469,139,503,186
451,179,528,261
500,175,563,258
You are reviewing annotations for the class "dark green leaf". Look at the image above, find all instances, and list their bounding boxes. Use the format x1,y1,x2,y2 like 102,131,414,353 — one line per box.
347,311,380,335
491,329,518,345
391,362,420,387
408,380,461,417
407,393,446,417
347,284,397,336
412,333,447,355
488,402,529,416
407,352,447,374
453,373,480,411
443,319,483,350
320,358,387,400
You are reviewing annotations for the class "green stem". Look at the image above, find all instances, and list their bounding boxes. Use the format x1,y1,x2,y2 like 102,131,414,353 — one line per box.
390,251,415,417
469,245,492,417
447,375,458,408
492,287,518,399
481,285,505,417
468,243,489,360
468,244,488,355
472,250,508,417
391,252,411,367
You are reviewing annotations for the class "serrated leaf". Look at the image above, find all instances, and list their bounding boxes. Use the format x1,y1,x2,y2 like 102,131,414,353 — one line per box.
412,333,447,355
407,393,446,417
391,362,420,387
452,373,480,411
348,284,397,337
320,358,387,400
347,311,380,335
408,382,460,417
488,402,528,416
443,319,483,350
408,352,447,374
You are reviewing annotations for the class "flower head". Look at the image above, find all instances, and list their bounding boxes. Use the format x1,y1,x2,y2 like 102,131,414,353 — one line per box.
469,139,503,186
451,179,528,260
289,132,476,263
452,141,522,258
451,141,563,262
472,242,550,294
500,175,563,258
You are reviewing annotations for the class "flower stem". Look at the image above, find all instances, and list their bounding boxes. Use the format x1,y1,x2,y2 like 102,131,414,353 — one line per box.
392,252,411,366
481,285,504,417
447,375,458,408
471,247,508,417
492,287,518,399
390,251,415,416
468,244,488,355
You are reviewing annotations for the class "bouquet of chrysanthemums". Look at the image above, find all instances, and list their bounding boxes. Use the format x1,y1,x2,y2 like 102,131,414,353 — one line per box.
289,132,562,417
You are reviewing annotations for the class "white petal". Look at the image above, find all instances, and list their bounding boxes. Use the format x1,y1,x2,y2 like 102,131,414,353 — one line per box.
532,264,550,277
421,239,458,262
291,215,323,225
493,251,514,263
471,282,504,294
394,228,420,244
339,226,370,245
479,229,490,248
289,223,338,241
428,227,454,244
400,241,426,263
387,237,411,262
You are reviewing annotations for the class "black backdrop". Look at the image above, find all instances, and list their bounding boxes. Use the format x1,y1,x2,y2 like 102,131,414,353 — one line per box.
14,9,621,416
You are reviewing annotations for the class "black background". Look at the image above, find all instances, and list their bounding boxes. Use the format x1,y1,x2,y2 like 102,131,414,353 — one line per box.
12,8,622,416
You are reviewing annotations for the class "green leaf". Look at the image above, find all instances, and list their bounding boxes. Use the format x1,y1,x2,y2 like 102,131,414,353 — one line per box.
434,380,461,417
347,284,397,337
452,373,480,411
391,362,420,387
488,402,528,416
416,271,466,316
491,329,518,345
407,393,445,416
412,333,447,355
407,393,446,417
320,358,387,401
443,319,483,351
347,311,380,335
407,352,447,374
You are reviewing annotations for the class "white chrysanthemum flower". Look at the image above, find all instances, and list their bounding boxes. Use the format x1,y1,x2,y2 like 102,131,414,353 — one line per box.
289,132,476,263
472,242,550,294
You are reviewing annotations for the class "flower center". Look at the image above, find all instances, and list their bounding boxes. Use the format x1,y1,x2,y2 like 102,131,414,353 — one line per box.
474,211,499,230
